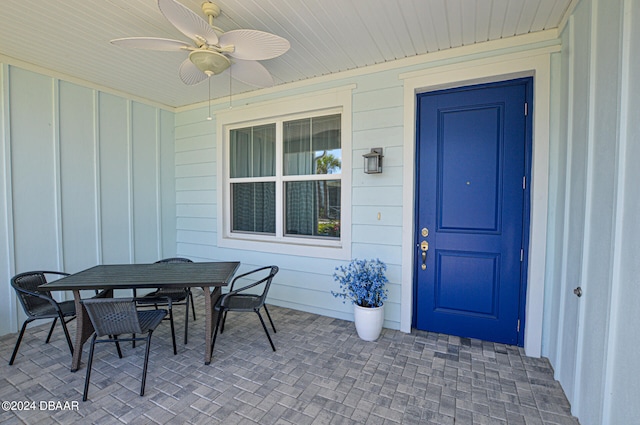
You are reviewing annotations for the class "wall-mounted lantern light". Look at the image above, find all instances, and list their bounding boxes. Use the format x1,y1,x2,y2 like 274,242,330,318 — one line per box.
363,148,383,174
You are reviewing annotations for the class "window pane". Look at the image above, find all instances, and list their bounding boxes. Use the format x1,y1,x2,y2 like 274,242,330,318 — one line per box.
232,182,275,234
285,180,341,238
283,114,341,176
230,124,275,178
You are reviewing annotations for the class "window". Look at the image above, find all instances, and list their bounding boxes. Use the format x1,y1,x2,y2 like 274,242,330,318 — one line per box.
216,85,353,259
229,114,342,239
229,124,276,234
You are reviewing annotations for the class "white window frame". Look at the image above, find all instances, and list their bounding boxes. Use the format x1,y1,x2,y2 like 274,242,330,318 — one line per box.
216,86,354,260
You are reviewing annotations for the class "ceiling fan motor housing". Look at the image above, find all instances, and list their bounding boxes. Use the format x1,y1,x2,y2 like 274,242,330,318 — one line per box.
201,2,221,19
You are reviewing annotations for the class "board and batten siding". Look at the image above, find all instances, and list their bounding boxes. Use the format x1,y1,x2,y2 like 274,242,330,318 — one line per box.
542,0,640,423
0,64,176,337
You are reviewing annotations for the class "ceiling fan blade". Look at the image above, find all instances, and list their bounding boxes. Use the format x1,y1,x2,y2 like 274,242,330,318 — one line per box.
158,0,219,46
227,59,274,88
179,58,208,85
110,37,192,51
219,30,290,60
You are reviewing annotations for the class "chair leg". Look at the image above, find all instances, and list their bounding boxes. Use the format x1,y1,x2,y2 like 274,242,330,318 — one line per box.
140,332,153,396
255,310,276,352
211,308,224,351
168,307,177,355
132,291,137,349
113,335,123,358
220,311,228,334
184,297,189,345
189,290,196,321
83,334,98,401
58,312,75,355
263,305,276,333
9,320,31,365
45,318,58,343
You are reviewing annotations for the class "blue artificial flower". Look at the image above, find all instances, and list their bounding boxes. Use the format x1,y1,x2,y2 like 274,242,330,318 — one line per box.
331,258,388,307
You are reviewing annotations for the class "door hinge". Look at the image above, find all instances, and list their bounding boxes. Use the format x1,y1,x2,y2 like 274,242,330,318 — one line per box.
517,319,521,332
524,102,528,116
520,249,524,262
523,176,526,190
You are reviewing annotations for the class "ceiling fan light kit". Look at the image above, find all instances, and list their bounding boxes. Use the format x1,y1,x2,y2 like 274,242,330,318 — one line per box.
110,0,290,88
189,50,230,75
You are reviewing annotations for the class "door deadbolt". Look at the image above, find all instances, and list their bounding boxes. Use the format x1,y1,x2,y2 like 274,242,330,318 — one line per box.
421,227,429,237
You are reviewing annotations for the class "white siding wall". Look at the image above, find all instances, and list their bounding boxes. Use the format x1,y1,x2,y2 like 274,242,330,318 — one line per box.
0,65,176,336
544,0,640,423
609,2,640,422
174,34,559,334
0,65,11,339
174,77,406,329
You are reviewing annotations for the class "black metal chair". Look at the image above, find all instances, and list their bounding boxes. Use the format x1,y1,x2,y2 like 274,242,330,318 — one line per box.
80,298,167,401
9,271,75,365
135,257,196,354
212,265,279,352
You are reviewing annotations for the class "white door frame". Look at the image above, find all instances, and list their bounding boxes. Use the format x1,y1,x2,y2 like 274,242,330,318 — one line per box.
400,45,559,357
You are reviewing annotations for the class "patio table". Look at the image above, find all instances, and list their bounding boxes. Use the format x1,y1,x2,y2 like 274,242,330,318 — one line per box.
39,261,240,372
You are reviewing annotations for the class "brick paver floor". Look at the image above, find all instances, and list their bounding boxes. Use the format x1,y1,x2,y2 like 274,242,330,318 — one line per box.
0,293,580,424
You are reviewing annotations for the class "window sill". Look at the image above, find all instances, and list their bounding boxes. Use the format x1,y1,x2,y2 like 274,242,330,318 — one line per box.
218,234,351,260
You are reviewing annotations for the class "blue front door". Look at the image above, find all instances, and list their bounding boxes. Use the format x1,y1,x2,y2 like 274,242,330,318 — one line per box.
414,79,531,345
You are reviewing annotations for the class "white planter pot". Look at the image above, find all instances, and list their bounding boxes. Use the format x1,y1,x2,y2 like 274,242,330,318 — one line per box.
353,304,384,341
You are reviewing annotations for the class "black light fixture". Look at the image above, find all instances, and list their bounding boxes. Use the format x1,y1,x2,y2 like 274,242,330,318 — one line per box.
363,148,383,174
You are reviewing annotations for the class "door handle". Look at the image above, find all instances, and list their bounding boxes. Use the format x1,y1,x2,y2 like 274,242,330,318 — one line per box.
420,241,429,270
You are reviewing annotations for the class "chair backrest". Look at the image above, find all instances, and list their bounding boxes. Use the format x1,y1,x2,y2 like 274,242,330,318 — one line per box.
154,257,193,293
82,298,143,337
155,257,193,264
231,265,279,305
11,272,53,316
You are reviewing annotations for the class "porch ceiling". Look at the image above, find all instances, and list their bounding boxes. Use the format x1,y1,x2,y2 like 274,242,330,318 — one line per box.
0,0,573,109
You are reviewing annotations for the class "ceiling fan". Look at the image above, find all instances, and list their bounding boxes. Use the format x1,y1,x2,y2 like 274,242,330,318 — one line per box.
111,0,290,88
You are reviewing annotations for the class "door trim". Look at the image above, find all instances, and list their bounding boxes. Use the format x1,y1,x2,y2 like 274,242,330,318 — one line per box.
413,78,533,346
400,46,558,357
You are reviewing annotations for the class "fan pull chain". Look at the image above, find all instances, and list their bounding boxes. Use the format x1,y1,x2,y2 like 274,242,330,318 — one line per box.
229,65,233,109
207,76,213,121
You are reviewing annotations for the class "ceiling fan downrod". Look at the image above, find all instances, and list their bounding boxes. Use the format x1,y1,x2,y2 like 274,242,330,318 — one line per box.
201,2,221,29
